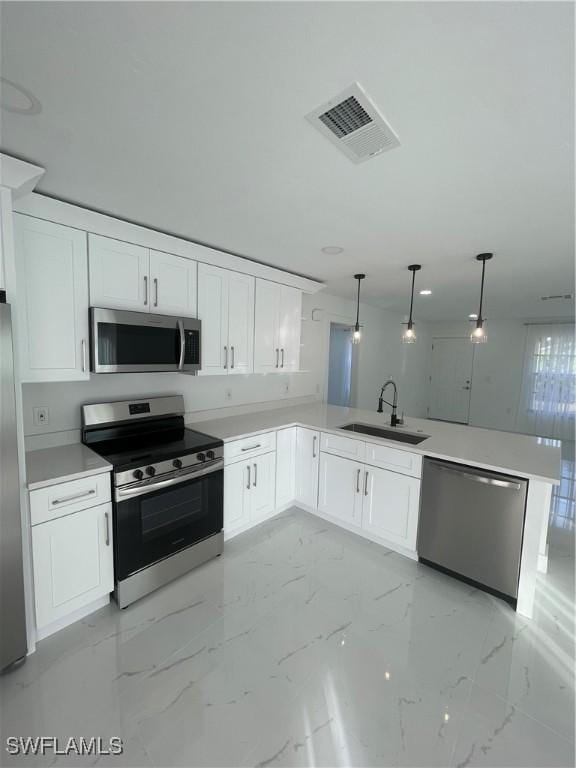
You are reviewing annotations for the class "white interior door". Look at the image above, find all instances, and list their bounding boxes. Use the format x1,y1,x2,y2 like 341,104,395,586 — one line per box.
197,263,229,375
428,338,474,423
227,272,254,374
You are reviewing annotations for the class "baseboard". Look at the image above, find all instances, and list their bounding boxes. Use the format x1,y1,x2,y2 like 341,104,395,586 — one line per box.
35,594,110,642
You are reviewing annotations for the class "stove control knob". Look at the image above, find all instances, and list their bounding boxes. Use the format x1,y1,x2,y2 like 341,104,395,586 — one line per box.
133,469,144,481
173,458,183,470
145,466,156,477
197,452,206,463
206,450,215,461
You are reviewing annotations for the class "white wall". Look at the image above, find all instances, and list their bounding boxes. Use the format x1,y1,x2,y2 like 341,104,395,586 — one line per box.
23,291,432,448
427,319,536,433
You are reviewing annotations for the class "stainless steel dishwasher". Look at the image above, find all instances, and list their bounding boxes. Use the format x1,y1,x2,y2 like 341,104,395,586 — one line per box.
417,458,528,603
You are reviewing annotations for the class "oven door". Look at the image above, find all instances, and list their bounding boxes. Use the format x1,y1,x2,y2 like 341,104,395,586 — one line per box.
113,462,223,581
90,308,201,373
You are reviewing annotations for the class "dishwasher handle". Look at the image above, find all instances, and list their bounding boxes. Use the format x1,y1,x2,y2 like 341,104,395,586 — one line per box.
436,464,522,491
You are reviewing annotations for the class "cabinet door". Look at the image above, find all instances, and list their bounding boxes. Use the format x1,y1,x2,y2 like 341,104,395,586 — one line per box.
14,215,89,382
227,272,254,375
254,278,281,373
197,263,229,375
224,459,250,534
249,452,277,523
318,452,362,526
276,428,297,508
362,466,420,551
295,428,320,508
278,285,302,372
32,503,113,630
88,234,149,311
149,250,197,317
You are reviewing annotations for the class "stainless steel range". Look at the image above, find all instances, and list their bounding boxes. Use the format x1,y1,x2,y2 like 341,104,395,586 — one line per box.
81,396,223,608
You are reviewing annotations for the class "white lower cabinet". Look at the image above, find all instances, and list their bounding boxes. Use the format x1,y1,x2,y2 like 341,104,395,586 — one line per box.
318,452,363,526
318,450,421,552
224,452,277,536
295,427,320,508
276,427,297,508
32,502,114,634
362,465,420,550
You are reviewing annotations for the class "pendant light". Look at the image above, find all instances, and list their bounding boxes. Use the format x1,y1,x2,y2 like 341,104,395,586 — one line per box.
352,273,365,344
470,253,493,343
402,264,421,343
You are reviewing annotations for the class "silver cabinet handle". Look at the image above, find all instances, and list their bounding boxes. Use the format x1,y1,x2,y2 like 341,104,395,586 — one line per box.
224,346,228,369
364,470,369,496
436,465,522,490
246,464,251,490
356,468,361,493
275,348,279,368
281,348,285,368
154,278,158,307
231,346,235,369
144,275,148,305
81,339,87,372
52,488,96,506
105,511,110,546
253,462,257,487
312,436,317,458
241,443,261,452
177,319,185,370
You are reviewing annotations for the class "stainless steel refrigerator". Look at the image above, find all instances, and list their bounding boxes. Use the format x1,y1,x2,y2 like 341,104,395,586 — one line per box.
0,294,27,670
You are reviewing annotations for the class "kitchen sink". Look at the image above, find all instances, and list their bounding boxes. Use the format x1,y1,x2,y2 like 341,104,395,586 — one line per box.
340,423,430,445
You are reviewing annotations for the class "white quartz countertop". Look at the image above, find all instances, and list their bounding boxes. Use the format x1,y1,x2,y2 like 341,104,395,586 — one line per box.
189,402,561,484
26,443,112,491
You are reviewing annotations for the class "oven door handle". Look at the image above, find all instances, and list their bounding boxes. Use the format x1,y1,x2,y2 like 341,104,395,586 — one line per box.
115,460,223,501
177,319,186,370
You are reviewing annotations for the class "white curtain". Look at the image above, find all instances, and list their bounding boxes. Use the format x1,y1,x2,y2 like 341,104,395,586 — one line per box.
517,323,575,440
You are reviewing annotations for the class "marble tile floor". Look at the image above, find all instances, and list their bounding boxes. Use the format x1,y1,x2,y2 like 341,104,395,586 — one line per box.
1,506,574,768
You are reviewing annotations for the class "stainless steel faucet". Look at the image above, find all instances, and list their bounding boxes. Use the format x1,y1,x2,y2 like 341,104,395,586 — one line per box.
377,379,403,427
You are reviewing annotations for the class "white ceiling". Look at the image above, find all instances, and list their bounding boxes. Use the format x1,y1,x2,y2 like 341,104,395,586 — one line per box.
1,1,574,321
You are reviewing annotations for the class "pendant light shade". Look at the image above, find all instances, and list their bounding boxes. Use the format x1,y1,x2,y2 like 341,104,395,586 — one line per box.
352,273,365,344
402,265,421,343
470,253,492,344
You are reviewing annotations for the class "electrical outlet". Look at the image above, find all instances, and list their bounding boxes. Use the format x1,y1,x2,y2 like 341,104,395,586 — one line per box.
225,388,232,401
33,407,49,426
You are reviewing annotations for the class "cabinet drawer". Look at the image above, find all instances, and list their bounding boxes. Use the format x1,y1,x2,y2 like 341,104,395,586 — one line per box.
320,432,365,461
30,473,111,526
224,432,276,464
364,443,422,478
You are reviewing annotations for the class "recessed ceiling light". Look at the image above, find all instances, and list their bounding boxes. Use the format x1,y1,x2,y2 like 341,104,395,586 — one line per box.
468,313,478,319
321,246,344,255
419,289,432,295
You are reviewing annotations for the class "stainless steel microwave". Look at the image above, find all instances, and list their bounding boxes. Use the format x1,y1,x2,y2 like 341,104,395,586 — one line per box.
90,308,201,373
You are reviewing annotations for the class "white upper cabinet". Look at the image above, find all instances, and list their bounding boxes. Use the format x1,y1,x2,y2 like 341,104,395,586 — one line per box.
254,279,302,373
88,234,149,311
149,250,197,317
197,263,254,376
14,215,89,382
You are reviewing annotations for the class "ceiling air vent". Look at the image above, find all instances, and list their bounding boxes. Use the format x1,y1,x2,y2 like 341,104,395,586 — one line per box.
306,83,400,164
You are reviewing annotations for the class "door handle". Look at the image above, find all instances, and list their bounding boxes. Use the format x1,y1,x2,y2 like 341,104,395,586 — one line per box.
312,436,317,458
154,278,158,307
177,319,185,370
231,346,235,369
281,348,285,368
253,463,257,487
105,511,110,546
356,468,361,493
224,346,228,369
275,348,279,368
364,470,369,496
246,464,251,490
144,275,148,305
81,339,87,372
